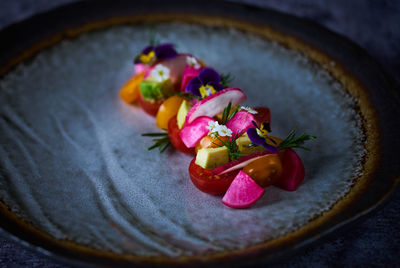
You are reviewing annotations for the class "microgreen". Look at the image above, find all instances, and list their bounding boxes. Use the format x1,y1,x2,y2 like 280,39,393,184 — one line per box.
277,126,316,151
213,131,243,160
221,101,240,125
173,91,201,101
220,72,235,88
141,132,171,153
148,27,158,46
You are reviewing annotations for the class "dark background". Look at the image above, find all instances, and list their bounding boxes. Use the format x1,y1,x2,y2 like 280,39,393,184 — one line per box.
0,0,399,267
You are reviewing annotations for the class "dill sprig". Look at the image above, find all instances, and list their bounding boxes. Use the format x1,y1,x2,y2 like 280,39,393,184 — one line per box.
278,126,316,151
213,131,243,160
141,132,171,153
221,102,240,125
220,72,235,88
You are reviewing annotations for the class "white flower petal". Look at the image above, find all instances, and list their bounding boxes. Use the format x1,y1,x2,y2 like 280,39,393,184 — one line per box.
186,56,201,69
240,105,258,114
150,64,170,82
206,121,220,132
217,125,233,137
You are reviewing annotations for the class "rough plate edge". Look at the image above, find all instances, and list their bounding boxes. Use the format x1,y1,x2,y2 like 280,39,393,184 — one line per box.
0,0,398,267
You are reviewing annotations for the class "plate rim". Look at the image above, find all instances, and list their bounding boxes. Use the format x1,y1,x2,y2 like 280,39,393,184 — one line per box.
0,0,399,266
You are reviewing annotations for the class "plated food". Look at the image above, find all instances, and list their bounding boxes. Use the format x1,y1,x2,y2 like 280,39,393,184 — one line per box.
120,41,315,208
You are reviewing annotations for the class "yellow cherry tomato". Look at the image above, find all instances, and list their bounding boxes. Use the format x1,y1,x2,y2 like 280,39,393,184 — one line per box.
156,96,185,129
119,72,144,103
242,154,282,187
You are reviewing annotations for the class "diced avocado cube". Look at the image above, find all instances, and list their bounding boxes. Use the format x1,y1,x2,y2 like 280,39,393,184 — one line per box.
195,146,229,169
177,100,192,129
140,79,173,100
140,80,162,100
236,133,265,156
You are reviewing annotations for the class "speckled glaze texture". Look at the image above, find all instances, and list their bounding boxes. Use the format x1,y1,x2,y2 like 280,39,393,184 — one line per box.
0,24,364,256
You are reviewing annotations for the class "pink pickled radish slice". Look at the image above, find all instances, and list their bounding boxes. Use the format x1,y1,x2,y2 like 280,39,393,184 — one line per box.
226,110,256,135
274,149,305,191
179,116,215,148
222,171,265,209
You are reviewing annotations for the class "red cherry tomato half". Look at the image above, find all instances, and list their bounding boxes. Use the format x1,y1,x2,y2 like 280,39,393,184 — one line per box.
168,116,195,155
138,94,162,117
188,158,239,195
254,107,271,124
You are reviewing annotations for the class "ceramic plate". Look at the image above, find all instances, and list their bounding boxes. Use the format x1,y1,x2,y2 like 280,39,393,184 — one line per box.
0,1,399,267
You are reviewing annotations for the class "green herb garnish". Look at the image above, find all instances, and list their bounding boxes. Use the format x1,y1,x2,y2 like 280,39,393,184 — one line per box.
213,131,243,160
278,126,316,151
149,27,158,46
173,91,201,101
141,132,171,153
221,101,240,125
220,72,235,88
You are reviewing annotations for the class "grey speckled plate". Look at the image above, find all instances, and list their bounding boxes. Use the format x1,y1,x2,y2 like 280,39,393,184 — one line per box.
0,1,399,267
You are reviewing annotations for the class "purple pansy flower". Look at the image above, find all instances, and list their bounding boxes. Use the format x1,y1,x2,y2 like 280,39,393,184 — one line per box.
134,43,178,65
246,121,279,153
185,68,224,98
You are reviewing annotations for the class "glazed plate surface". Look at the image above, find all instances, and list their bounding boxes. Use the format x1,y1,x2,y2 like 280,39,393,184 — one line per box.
0,1,398,267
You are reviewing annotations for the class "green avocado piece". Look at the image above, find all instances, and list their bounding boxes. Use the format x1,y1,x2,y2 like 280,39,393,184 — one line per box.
195,146,229,169
177,100,192,129
236,133,265,156
140,79,173,100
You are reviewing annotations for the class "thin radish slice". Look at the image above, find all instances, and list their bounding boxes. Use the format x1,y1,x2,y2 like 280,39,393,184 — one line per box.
212,151,273,175
222,171,265,209
185,88,246,125
179,116,215,148
274,149,305,191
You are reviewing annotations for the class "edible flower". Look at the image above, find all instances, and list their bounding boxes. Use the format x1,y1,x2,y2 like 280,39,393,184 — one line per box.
207,120,240,160
150,64,170,82
186,56,201,69
240,106,258,114
134,43,178,65
246,121,279,153
206,121,232,137
206,121,220,134
217,125,233,137
185,68,224,98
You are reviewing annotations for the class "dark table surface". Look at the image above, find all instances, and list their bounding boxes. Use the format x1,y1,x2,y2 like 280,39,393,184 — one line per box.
1,0,399,267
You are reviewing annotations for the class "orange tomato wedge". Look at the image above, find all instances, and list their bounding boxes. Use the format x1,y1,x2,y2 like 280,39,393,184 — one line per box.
242,154,282,188
155,96,185,129
119,72,144,103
